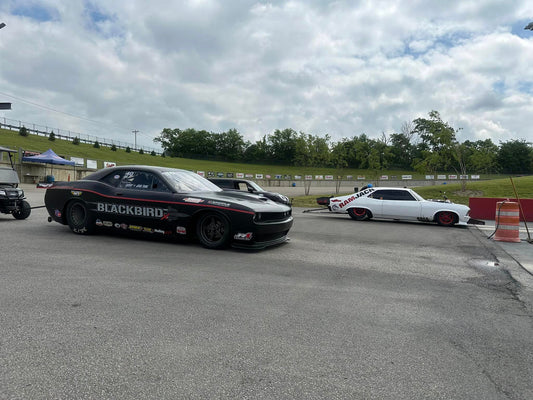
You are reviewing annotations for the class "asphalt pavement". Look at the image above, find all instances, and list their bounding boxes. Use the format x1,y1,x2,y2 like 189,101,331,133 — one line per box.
2,184,532,399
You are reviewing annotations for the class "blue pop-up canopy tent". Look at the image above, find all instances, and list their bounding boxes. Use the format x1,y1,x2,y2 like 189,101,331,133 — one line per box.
22,149,75,182
22,148,75,165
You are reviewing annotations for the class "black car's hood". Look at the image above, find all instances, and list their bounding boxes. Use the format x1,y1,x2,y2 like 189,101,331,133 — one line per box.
189,190,290,211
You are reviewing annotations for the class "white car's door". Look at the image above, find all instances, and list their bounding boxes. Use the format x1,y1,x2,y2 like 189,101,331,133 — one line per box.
370,189,422,220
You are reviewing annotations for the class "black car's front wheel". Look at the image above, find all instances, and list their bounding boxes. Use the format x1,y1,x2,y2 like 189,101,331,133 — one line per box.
196,212,231,249
66,201,95,234
12,200,31,220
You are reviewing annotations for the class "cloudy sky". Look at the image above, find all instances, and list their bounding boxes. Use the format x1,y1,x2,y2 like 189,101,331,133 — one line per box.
1,1,532,152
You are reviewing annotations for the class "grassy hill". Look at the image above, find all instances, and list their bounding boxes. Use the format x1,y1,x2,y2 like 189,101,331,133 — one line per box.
4,127,530,207
1,128,421,178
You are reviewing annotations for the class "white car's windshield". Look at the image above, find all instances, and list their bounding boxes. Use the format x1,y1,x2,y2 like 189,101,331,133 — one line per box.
163,170,222,192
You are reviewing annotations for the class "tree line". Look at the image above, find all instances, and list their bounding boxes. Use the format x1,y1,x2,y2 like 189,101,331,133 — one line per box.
154,111,532,174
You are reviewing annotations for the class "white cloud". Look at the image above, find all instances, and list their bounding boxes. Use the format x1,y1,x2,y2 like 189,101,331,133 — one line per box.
0,0,532,151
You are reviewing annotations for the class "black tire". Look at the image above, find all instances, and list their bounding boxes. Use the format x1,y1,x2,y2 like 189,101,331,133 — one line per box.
196,212,231,249
436,211,457,227
66,201,95,234
12,200,31,220
348,207,370,221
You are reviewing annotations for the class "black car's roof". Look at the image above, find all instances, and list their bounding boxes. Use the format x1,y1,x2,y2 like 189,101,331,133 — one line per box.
83,165,191,180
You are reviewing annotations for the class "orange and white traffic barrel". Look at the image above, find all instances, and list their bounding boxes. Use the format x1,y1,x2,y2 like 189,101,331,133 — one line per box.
494,201,520,243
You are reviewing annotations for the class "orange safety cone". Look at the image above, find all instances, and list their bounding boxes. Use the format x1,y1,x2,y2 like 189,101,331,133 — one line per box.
494,201,520,243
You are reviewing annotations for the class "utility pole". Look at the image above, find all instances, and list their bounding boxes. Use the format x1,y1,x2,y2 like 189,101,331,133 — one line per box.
132,130,139,150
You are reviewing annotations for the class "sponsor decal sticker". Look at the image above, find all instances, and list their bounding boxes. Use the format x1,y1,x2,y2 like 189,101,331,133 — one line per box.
234,232,253,241
54,209,62,217
114,223,121,229
337,188,375,208
129,225,143,232
183,198,204,204
143,227,154,233
95,219,103,226
154,229,165,234
71,191,82,196
103,221,113,227
97,202,167,218
176,226,187,235
208,200,230,207
120,223,128,230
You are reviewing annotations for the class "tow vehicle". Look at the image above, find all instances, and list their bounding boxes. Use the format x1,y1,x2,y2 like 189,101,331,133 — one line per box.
0,146,31,219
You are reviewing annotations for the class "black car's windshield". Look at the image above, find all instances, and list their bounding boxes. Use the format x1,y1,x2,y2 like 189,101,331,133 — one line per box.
163,170,222,192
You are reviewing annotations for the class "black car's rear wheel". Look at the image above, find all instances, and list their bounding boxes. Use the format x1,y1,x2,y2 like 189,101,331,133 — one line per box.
196,212,230,249
66,201,95,234
348,207,370,221
12,200,31,220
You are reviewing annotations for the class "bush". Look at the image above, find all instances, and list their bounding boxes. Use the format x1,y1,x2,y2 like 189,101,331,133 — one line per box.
93,140,100,149
151,150,156,156
48,131,55,141
125,146,131,153
19,126,29,137
139,148,144,155
72,137,80,145
111,144,117,151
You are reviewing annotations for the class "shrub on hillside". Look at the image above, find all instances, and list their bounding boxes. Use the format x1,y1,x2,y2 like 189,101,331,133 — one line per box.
139,148,144,155
125,146,131,153
19,126,29,137
48,131,55,141
111,144,117,151
151,150,156,156
93,140,100,149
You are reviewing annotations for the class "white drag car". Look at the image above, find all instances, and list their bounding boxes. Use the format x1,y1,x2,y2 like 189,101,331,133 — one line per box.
321,187,471,227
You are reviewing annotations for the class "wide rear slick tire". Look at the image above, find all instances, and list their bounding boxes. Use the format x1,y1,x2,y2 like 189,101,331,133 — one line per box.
348,208,370,221
13,200,31,220
196,212,231,249
66,201,95,234
436,211,457,227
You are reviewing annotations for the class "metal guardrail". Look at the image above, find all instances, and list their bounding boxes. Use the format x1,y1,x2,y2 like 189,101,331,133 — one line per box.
0,117,162,155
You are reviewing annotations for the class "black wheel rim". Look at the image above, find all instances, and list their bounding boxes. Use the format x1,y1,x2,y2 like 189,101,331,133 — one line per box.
70,204,86,227
201,215,225,243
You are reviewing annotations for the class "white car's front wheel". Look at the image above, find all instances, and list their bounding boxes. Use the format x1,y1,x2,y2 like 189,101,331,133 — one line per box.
436,211,457,227
348,208,370,221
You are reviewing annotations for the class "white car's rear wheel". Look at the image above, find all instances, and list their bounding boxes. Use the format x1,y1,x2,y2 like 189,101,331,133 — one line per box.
348,208,370,221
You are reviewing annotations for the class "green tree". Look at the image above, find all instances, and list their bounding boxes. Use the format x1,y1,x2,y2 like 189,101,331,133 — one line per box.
125,146,131,153
139,148,144,155
412,111,457,173
19,126,29,137
48,131,55,141
243,136,270,163
498,139,532,174
463,139,498,174
151,150,156,156
214,129,246,161
72,137,80,145
111,144,117,151
93,140,100,149
268,128,298,164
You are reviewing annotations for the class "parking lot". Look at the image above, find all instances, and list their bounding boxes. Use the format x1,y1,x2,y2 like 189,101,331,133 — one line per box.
1,187,533,399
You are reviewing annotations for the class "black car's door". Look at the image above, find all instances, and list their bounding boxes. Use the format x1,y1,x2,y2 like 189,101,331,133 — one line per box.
97,169,176,233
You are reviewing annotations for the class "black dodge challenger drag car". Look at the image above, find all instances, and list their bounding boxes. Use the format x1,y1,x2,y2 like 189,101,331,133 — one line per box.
45,165,293,249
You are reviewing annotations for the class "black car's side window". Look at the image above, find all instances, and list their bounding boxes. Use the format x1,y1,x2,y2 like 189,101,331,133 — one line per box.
100,171,126,187
237,182,249,191
118,171,170,192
